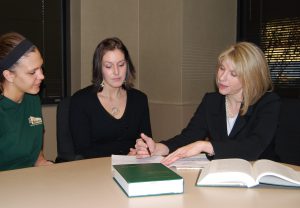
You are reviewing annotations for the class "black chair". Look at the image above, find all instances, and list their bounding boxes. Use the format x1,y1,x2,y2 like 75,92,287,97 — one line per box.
274,97,300,165
55,97,83,163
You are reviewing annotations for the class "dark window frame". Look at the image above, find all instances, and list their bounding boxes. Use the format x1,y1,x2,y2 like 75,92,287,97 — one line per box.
237,0,300,98
0,0,70,104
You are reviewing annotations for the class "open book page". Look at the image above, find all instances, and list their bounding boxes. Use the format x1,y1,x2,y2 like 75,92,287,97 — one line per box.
111,154,209,169
197,158,258,187
253,160,300,187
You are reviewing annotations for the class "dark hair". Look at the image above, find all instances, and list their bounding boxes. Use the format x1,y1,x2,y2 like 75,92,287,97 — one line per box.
0,32,36,92
92,37,136,91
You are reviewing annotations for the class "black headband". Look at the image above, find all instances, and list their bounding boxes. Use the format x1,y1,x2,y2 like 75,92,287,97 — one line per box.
0,39,34,72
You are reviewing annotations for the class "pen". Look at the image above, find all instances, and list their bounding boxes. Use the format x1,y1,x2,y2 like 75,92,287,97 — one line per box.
142,138,151,156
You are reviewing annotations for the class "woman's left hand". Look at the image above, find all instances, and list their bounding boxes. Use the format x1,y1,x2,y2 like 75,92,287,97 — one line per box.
161,141,213,166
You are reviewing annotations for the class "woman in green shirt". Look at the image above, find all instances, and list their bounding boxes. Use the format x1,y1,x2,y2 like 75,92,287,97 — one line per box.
0,32,52,171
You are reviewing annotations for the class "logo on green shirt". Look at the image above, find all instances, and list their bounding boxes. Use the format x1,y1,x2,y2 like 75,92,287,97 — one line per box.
28,116,43,126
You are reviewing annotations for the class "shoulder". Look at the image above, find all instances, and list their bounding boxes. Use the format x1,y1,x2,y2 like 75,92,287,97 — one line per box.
127,88,148,101
70,85,97,109
71,85,96,101
72,85,95,97
24,94,42,105
203,92,223,100
22,94,42,116
201,92,224,106
256,92,281,106
197,92,224,115
247,92,281,115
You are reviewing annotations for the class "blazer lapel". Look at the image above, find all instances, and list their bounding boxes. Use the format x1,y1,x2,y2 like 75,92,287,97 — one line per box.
229,105,254,137
229,116,246,137
211,96,228,138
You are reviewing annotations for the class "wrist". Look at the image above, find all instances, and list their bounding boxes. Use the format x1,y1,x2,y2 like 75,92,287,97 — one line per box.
202,141,214,156
155,143,170,156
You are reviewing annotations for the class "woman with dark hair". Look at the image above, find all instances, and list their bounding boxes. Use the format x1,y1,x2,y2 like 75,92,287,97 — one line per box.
69,37,152,159
0,32,52,170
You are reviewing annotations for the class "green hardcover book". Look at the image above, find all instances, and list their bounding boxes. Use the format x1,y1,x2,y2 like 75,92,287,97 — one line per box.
112,163,184,197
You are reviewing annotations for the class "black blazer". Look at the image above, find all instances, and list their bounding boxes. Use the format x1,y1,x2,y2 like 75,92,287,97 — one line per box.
162,92,281,160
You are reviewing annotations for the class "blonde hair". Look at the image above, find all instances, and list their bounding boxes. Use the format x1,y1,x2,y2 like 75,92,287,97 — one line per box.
217,42,273,115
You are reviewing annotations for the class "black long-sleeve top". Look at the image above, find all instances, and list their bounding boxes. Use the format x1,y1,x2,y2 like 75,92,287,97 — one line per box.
69,85,152,158
161,92,281,160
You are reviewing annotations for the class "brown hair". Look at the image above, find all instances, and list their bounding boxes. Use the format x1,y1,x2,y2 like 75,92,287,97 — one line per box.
92,37,136,91
0,32,36,92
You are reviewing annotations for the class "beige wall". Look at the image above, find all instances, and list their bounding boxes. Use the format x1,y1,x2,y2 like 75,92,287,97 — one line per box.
139,0,237,140
80,0,140,88
42,106,57,160
42,0,237,160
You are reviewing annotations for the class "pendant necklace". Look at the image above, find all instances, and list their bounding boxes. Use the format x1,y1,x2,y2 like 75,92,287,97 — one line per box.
98,89,122,117
225,96,238,135
225,96,234,118
111,106,120,116
109,90,122,117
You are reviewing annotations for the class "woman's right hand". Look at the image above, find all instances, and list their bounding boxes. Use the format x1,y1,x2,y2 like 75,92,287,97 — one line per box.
134,133,156,158
134,133,169,158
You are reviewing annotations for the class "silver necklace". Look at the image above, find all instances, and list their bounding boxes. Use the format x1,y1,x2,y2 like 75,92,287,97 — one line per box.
110,90,122,116
98,89,122,117
111,106,120,116
225,96,238,134
225,96,234,118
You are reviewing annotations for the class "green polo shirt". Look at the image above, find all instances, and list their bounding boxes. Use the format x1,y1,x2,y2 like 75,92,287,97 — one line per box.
0,94,43,171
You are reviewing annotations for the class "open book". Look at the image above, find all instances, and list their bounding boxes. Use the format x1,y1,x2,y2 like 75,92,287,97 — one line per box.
196,159,300,187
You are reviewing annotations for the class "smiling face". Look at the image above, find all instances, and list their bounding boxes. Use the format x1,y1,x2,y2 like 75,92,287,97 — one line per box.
9,49,44,95
217,58,243,98
101,49,127,89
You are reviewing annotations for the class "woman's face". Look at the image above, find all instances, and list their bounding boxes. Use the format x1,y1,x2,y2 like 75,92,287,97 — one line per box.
217,58,243,97
10,49,44,95
101,49,127,89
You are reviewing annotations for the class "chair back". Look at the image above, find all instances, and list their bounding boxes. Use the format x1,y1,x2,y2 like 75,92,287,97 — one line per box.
56,97,82,162
275,97,300,165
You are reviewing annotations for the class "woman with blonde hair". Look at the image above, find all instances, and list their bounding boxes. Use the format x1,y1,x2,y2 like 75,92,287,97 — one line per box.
132,42,280,165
